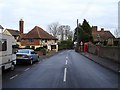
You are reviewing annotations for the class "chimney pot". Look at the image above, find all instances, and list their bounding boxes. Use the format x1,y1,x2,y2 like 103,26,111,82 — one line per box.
101,28,104,31
92,26,97,32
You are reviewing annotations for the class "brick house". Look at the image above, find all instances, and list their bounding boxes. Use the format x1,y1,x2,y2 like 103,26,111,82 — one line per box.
21,26,58,51
92,26,115,45
3,19,58,51
3,29,21,42
0,25,4,33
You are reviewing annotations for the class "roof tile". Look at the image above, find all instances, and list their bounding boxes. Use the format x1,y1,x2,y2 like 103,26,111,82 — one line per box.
23,26,57,40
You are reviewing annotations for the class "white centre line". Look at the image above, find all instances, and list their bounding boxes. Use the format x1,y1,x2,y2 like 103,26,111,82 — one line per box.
10,74,18,80
24,68,30,71
63,68,67,82
66,56,68,59
65,60,68,65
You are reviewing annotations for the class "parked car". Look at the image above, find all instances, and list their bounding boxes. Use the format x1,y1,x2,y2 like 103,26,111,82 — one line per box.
16,49,39,65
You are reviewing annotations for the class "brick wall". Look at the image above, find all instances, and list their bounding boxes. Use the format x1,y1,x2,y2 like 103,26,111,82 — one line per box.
21,39,40,46
88,45,120,63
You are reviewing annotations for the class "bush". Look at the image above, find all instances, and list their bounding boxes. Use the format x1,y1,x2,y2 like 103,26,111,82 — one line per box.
25,46,30,49
58,40,73,50
35,47,47,55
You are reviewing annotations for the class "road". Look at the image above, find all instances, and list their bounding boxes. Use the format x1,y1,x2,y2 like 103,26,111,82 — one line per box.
2,50,119,88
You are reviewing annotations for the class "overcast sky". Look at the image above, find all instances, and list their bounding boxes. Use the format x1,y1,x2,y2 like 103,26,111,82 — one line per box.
0,0,119,36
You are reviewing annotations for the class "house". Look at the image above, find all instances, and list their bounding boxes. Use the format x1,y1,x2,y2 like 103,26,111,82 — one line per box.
0,25,4,33
3,29,21,42
3,19,58,51
21,26,58,51
92,26,115,45
3,19,24,42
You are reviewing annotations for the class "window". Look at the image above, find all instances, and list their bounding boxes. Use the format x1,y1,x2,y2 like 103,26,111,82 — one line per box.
51,45,56,50
31,51,36,54
0,39,7,51
18,50,29,54
45,40,47,43
12,45,18,54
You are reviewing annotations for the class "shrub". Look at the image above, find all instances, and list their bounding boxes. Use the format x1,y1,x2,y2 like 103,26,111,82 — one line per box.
58,40,73,50
35,47,47,55
25,46,30,49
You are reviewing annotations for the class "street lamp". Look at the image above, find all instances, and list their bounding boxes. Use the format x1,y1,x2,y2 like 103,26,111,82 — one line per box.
77,19,79,43
75,19,79,52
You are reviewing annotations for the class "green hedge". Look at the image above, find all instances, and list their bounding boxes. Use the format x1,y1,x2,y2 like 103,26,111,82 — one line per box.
35,47,47,55
58,40,73,50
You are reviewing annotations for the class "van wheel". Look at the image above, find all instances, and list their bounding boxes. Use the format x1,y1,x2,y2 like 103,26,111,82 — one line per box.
11,64,15,71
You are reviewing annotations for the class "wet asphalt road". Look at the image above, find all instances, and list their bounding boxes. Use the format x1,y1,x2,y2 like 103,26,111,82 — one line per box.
2,50,119,88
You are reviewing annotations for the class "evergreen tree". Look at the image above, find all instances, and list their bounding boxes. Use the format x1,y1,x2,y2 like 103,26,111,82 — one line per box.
81,19,93,42
73,19,93,43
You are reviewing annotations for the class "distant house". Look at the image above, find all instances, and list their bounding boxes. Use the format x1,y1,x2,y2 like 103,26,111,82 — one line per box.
92,26,115,45
0,25,4,33
21,26,58,51
3,19,58,51
3,29,21,41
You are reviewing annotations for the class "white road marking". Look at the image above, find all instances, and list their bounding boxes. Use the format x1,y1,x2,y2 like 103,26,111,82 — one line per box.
63,68,67,82
66,56,68,59
10,74,18,80
24,68,30,71
65,60,68,65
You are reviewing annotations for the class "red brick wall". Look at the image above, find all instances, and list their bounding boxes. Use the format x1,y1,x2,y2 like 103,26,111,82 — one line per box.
21,39,40,46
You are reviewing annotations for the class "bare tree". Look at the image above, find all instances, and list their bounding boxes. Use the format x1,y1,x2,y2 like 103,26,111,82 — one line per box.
48,22,60,37
48,23,72,41
58,25,65,41
58,25,71,41
114,29,120,38
68,30,74,41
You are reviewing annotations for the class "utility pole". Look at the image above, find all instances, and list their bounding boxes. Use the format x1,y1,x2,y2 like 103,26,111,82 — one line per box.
75,19,79,52
77,19,79,42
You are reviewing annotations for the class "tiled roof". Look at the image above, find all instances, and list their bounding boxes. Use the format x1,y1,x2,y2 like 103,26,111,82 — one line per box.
6,29,20,36
23,26,57,40
92,30,115,41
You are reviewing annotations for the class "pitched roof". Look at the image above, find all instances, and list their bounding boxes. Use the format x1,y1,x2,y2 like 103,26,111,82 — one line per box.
23,26,57,40
5,29,20,36
92,30,115,41
0,25,4,29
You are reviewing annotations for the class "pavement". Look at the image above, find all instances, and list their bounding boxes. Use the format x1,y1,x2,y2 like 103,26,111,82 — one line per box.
81,52,120,73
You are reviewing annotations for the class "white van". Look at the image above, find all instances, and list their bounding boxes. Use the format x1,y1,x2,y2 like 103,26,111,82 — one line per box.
0,33,16,70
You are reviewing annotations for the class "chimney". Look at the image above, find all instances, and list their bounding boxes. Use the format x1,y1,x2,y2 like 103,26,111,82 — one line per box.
92,26,97,32
101,28,104,31
19,19,24,33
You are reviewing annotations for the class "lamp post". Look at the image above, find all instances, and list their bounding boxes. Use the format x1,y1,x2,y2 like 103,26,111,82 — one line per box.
75,19,79,52
77,19,79,43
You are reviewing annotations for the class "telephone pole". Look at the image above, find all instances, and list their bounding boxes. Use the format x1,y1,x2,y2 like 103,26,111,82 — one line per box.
75,19,79,52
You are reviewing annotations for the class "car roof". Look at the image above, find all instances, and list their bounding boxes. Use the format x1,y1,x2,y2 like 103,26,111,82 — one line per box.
18,49,34,51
